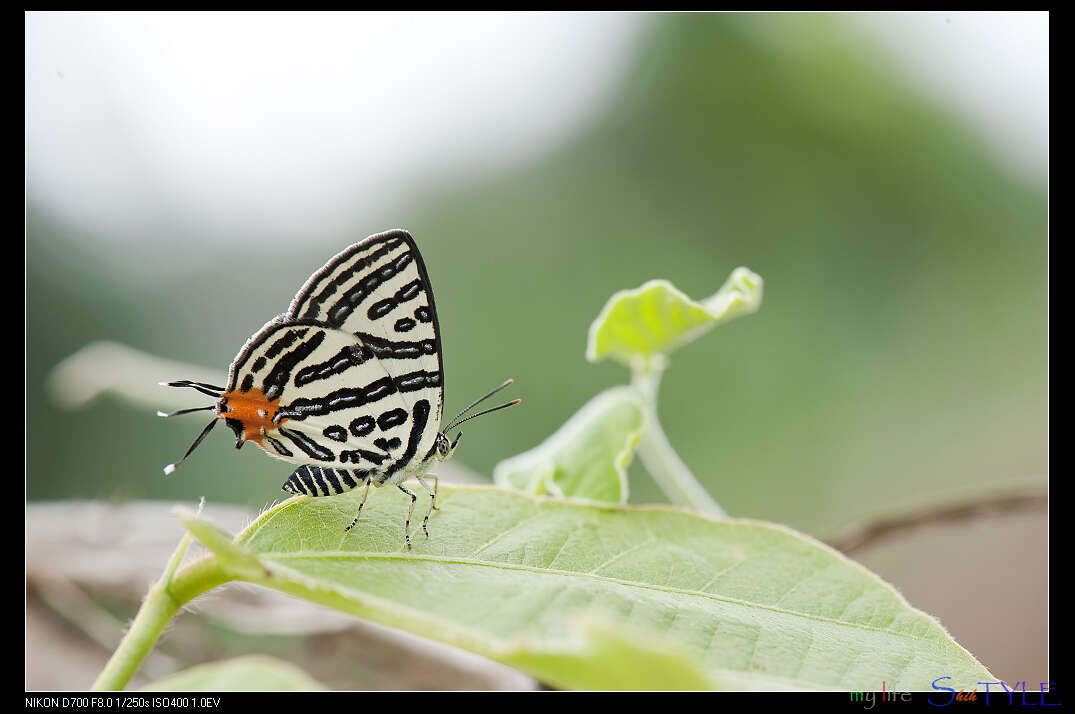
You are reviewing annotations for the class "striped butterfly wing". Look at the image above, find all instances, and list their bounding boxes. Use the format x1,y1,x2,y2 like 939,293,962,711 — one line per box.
223,319,440,484
222,230,445,491
286,229,444,445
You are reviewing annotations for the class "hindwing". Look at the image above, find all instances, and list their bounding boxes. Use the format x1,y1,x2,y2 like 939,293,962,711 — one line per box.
224,321,441,487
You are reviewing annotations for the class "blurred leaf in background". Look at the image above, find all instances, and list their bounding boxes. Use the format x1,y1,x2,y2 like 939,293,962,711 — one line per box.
412,13,1047,535
28,12,1046,542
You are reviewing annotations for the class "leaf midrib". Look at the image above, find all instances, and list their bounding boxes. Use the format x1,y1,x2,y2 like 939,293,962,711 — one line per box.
259,549,931,642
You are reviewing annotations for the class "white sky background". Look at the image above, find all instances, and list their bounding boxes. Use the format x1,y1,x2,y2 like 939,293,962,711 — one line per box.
26,12,644,258
849,12,1048,182
26,11,1048,266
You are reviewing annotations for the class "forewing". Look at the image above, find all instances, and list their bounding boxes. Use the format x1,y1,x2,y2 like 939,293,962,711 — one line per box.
284,229,444,456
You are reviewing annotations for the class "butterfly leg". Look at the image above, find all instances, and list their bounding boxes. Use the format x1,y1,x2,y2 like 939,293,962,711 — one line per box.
344,475,373,532
416,475,440,538
398,483,418,550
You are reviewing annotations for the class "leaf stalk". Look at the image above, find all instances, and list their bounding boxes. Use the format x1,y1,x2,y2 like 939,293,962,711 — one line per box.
90,534,228,691
631,357,726,518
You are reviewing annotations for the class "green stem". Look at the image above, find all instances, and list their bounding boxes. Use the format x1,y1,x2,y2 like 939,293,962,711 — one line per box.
632,358,726,518
91,535,229,691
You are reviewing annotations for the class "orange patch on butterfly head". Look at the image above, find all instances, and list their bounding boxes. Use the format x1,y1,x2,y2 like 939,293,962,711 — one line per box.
219,387,289,446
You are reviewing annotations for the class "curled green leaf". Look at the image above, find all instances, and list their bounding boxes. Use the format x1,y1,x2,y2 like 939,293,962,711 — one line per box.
492,387,646,504
502,614,721,690
173,506,265,580
586,269,763,367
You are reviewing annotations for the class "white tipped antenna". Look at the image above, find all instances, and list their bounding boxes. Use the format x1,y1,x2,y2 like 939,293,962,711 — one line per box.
157,406,216,418
163,418,219,476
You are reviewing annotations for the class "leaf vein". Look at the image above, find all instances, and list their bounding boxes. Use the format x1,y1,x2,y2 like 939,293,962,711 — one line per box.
588,537,657,575
264,550,932,642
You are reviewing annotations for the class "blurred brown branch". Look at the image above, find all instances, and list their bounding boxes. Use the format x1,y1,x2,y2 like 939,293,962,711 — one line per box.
827,490,1047,557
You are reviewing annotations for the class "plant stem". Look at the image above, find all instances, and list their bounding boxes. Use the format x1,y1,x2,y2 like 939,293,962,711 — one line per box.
632,358,726,518
91,535,227,691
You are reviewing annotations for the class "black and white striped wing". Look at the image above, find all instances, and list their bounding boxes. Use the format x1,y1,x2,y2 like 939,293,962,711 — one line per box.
285,229,444,431
225,320,441,481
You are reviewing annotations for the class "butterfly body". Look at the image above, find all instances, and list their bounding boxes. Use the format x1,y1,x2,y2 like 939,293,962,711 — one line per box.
162,230,517,548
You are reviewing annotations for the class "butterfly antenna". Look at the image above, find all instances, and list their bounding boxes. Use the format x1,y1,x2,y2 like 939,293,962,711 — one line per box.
161,380,224,399
445,398,521,432
164,418,218,475
157,406,217,418
445,378,514,429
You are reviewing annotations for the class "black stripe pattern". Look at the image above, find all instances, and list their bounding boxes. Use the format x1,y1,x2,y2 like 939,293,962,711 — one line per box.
283,466,369,496
294,344,370,388
277,370,441,421
378,399,431,484
222,230,445,484
279,427,335,461
294,238,406,325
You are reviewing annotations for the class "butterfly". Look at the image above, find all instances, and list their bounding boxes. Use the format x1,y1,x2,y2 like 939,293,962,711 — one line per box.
160,229,519,549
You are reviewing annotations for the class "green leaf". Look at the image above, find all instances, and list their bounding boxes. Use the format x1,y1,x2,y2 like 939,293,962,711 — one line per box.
176,506,266,580
586,269,763,367
140,656,326,691
175,486,992,691
501,614,726,691
492,387,645,504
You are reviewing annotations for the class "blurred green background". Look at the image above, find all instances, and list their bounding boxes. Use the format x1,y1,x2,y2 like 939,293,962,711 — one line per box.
28,12,1046,541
